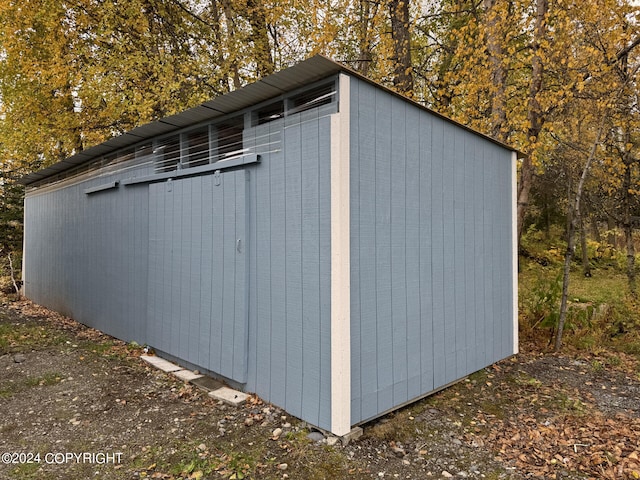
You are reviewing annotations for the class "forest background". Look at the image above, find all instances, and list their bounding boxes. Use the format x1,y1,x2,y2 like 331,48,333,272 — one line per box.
0,0,639,351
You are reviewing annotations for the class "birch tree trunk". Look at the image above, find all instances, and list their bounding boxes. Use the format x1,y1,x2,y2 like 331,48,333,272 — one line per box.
555,119,605,351
579,206,591,277
622,150,636,294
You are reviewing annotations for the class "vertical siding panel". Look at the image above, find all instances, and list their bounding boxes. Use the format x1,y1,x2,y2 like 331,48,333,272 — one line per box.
126,186,136,339
390,98,408,406
147,186,159,349
254,124,272,398
38,195,46,305
221,174,237,376
145,188,155,346
349,79,361,424
190,177,203,365
67,190,73,312
107,192,116,330
453,128,467,379
181,179,193,361
160,184,171,354
490,145,502,359
270,132,287,408
484,145,496,364
210,177,225,372
158,184,170,354
464,135,478,372
182,180,194,361
115,189,124,335
199,176,214,368
463,135,476,372
318,114,332,430
375,88,393,413
170,181,182,358
174,180,186,359
301,111,322,426
473,141,486,367
430,117,447,388
356,82,378,421
115,185,125,337
165,181,177,355
285,117,303,416
405,104,422,399
61,190,70,314
233,171,248,382
107,189,115,333
417,112,434,395
245,127,258,391
135,186,149,343
117,186,126,337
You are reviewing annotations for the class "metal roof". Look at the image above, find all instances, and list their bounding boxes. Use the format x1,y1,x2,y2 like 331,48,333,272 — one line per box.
21,55,516,186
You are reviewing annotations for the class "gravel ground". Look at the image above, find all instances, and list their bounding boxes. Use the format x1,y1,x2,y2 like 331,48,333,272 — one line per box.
1,298,639,480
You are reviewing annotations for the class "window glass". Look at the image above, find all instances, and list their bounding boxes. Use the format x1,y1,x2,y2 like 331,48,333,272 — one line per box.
136,143,153,159
184,128,209,168
154,136,180,173
289,83,336,115
255,101,284,125
214,116,245,161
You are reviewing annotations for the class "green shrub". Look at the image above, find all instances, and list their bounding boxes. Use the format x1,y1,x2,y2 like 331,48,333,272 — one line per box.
520,268,562,332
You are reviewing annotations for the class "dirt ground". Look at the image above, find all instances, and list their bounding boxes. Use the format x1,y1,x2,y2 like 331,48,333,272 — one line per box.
1,298,639,480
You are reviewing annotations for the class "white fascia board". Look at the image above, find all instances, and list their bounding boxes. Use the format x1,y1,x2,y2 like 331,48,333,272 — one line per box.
330,73,351,436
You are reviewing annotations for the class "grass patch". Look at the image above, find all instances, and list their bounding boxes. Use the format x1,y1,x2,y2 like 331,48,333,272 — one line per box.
0,386,14,398
288,447,356,480
24,372,63,387
151,440,259,480
552,392,586,414
78,339,117,356
0,372,63,399
0,322,69,354
366,410,420,443
513,371,543,389
10,462,41,479
170,456,223,478
519,256,640,358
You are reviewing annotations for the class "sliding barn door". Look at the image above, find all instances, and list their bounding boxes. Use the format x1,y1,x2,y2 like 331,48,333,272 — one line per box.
147,169,249,383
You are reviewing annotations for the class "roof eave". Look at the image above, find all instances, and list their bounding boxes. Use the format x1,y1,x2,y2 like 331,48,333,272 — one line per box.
20,54,522,186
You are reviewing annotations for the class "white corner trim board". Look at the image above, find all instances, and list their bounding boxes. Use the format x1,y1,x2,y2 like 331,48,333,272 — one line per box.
330,73,351,436
512,151,519,355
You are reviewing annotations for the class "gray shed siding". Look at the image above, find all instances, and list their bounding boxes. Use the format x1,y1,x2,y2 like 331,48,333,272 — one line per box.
23,102,337,432
24,162,152,343
348,78,515,425
244,105,334,431
22,59,516,436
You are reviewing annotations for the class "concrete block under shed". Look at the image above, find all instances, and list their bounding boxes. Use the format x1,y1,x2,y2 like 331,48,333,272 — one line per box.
173,369,204,382
209,387,249,406
140,355,182,373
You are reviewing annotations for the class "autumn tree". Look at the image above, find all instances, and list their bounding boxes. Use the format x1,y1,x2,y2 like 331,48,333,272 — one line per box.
550,0,639,349
388,0,414,95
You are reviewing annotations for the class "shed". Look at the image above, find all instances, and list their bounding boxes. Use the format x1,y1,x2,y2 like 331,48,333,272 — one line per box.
21,55,518,436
